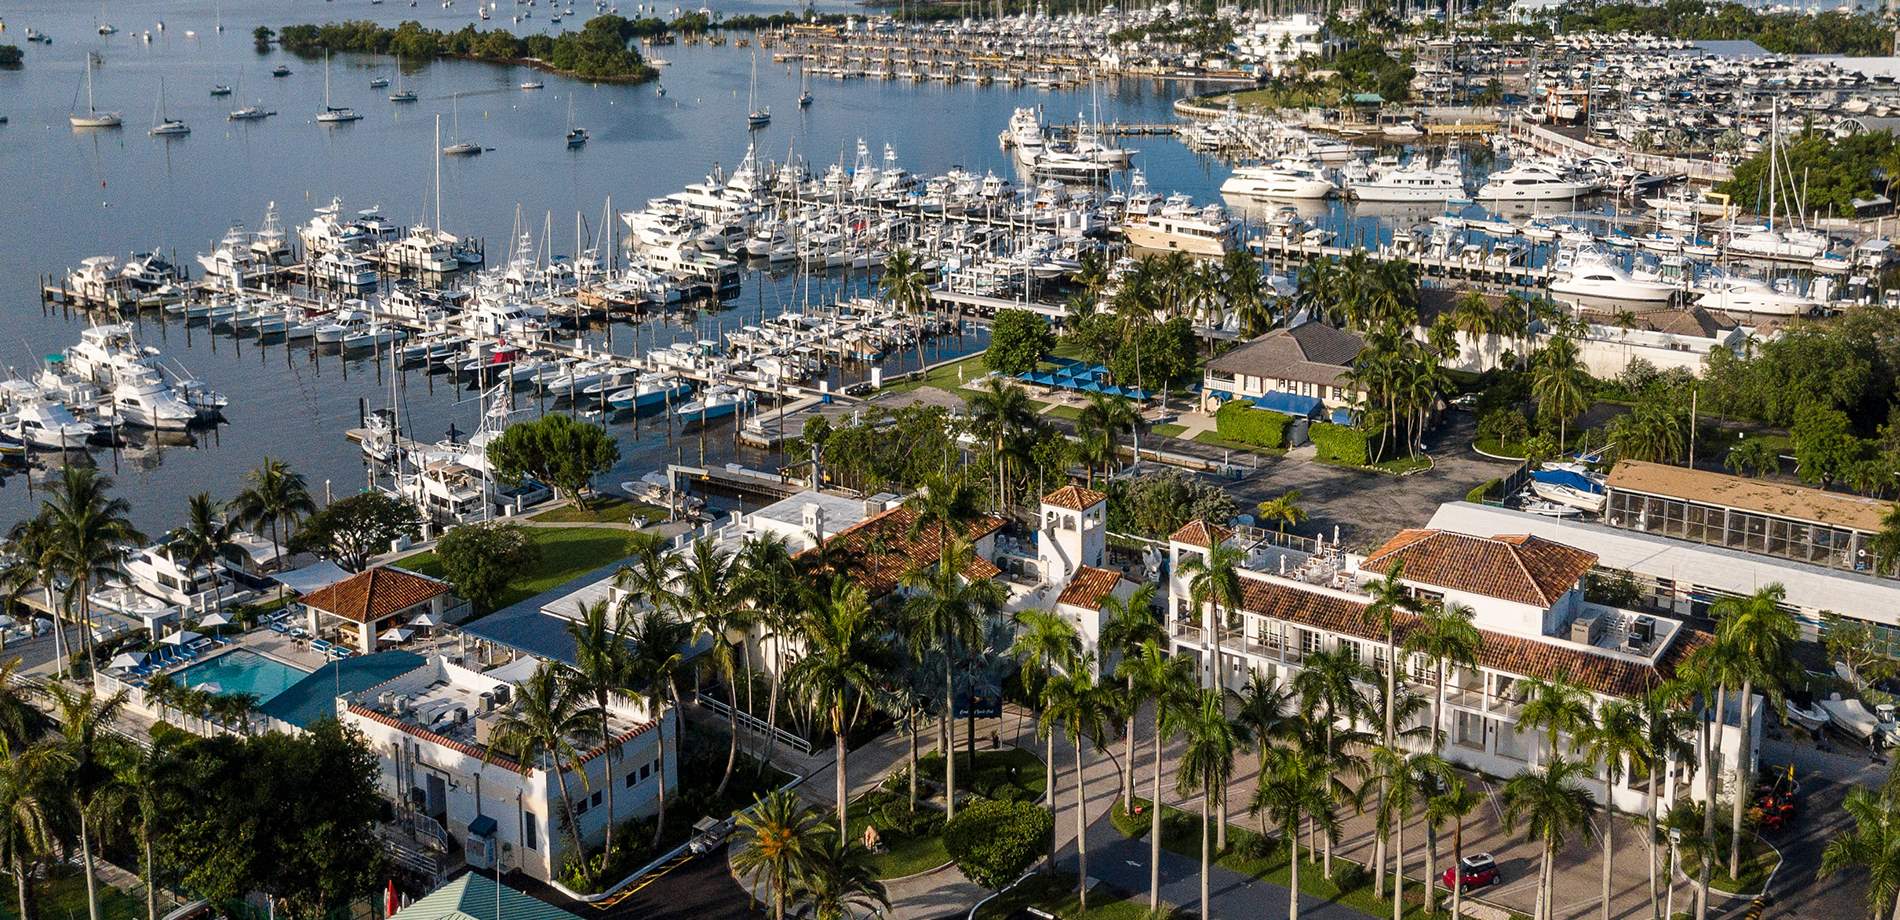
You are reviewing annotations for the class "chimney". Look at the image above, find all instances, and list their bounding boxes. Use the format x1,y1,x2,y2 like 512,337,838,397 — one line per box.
803,502,825,545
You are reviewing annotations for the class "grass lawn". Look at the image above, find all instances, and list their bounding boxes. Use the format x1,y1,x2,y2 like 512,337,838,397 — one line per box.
1472,436,1527,459
974,872,1169,920
3,870,145,920
917,747,1047,802
527,496,666,526
1191,430,1283,456
844,796,951,879
400,526,632,612
1042,404,1082,420
1676,833,1781,894
1151,423,1187,438
884,353,989,396
1110,799,1522,920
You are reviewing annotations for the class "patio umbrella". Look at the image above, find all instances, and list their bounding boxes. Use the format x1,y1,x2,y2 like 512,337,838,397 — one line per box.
163,630,202,646
196,611,231,628
380,627,414,643
409,612,442,628
109,652,146,670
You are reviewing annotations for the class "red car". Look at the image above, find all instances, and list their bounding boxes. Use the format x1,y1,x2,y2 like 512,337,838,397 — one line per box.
1443,853,1500,891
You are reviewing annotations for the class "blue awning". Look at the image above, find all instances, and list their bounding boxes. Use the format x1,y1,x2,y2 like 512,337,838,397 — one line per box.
1530,469,1604,495
1032,372,1058,385
468,814,498,837
1330,407,1355,426
1251,391,1323,417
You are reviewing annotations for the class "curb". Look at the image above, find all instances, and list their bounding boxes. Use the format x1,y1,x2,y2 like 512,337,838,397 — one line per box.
1668,834,1782,901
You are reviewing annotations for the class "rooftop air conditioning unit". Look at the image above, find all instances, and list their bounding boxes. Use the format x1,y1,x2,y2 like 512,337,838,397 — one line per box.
1569,611,1604,645
1630,615,1656,644
477,692,494,715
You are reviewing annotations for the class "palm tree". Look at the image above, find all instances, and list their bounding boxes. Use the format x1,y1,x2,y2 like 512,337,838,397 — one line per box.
1638,689,1696,919
905,473,983,551
1390,752,1454,920
1820,785,1900,920
786,579,887,844
901,540,1005,821
46,685,130,920
1039,662,1118,913
42,468,145,675
0,738,68,920
1118,640,1195,913
961,384,1037,509
1531,335,1589,450
1255,490,1307,536
1098,584,1160,812
796,835,890,920
1586,699,1648,920
1180,542,1245,692
737,535,798,770
230,457,315,572
0,515,61,664
626,604,691,849
732,788,823,920
1176,688,1238,919
1289,647,1370,877
567,598,634,863
1450,290,1500,369
881,248,933,374
111,733,178,920
1501,756,1597,920
1427,774,1482,919
679,537,744,797
1518,674,1595,764
1249,744,1338,920
1009,608,1080,823
1360,561,1414,892
1680,641,1744,920
170,493,238,613
1231,672,1291,832
1711,584,1796,877
1223,249,1274,337
1404,600,1479,750
1075,393,1138,486
484,663,590,856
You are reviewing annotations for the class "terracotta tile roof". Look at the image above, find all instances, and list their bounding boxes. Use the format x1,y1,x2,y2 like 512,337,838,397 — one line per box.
1230,578,1704,698
1056,566,1126,610
301,566,451,623
1606,459,1889,533
1043,484,1107,511
1362,529,1597,607
798,504,1007,598
1169,520,1233,549
345,703,530,775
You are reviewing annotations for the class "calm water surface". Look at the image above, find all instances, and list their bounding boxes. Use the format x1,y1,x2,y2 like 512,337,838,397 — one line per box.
0,0,1256,532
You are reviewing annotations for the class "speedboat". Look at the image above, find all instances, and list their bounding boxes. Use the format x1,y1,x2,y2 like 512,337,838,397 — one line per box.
1784,698,1831,733
1476,161,1600,202
6,399,97,450
109,372,197,431
672,385,752,426
1548,248,1678,305
607,373,692,411
1219,160,1336,200
1693,276,1819,317
1528,468,1606,514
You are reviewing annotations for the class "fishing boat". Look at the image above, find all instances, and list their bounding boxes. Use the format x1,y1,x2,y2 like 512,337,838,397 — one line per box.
607,373,691,411
1527,468,1607,514
1784,698,1831,733
70,54,123,128
673,385,753,426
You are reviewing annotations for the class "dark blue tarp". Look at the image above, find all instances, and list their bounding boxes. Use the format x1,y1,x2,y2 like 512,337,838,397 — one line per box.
1531,469,1604,495
1251,391,1324,418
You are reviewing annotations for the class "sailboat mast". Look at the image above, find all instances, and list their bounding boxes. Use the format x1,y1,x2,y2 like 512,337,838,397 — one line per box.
434,114,443,230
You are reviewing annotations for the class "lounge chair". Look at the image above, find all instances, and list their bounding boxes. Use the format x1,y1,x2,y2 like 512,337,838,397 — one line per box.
310,639,332,654
332,647,353,659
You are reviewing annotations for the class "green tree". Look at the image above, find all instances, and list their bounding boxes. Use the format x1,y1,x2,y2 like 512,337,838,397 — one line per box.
901,540,1004,822
1255,490,1307,536
942,799,1054,889
1038,662,1117,913
43,468,146,674
170,493,239,612
1180,542,1245,695
1177,688,1238,919
626,604,691,849
1501,757,1597,920
881,248,933,374
1519,675,1596,763
1118,640,1195,912
1792,404,1862,486
290,491,422,572
487,413,621,507
1532,335,1590,450
1586,700,1648,920
231,458,315,572
433,522,540,614
484,663,590,856
1427,774,1482,919
1404,600,1480,750
1009,608,1079,834
795,835,889,920
1723,438,1780,478
985,309,1055,376
1249,742,1338,920
786,578,887,843
46,686,129,920
0,738,68,920
1712,585,1797,877
566,598,633,866
963,383,1037,509
1098,584,1161,814
1819,785,1900,920
679,537,744,797
732,789,823,920
1074,393,1138,487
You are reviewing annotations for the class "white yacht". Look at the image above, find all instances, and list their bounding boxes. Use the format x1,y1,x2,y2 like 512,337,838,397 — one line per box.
311,249,379,287
1724,226,1830,262
1122,197,1239,257
197,225,257,286
299,198,372,255
250,202,296,266
1347,161,1467,202
109,370,197,430
1219,160,1337,200
3,396,97,450
1476,161,1600,202
1547,248,1679,305
1694,276,1820,317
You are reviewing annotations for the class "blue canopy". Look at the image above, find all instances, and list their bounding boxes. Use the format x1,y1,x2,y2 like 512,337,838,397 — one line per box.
1031,372,1058,386
1330,407,1355,426
1251,391,1324,418
1079,380,1106,394
1531,469,1604,495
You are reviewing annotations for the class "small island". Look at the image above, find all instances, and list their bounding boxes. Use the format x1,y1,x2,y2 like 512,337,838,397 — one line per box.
0,43,23,68
276,15,666,83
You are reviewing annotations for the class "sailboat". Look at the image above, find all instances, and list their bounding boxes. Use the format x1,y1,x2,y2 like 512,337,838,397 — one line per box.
442,93,480,155
746,47,769,128
316,52,362,123
798,63,812,108
228,71,274,120
149,78,189,135
565,95,588,147
389,54,417,102
70,53,123,128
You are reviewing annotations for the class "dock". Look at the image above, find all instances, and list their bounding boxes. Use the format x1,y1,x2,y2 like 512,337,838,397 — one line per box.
667,462,808,503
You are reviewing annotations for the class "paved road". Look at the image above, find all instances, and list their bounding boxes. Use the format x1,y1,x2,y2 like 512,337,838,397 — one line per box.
577,844,763,920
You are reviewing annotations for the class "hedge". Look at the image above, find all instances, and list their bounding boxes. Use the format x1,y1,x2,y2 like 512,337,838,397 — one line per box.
1466,478,1501,502
942,800,1054,889
1309,422,1370,466
1215,401,1289,449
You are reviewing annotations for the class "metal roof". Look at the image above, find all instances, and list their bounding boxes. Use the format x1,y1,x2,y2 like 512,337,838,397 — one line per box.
391,873,582,920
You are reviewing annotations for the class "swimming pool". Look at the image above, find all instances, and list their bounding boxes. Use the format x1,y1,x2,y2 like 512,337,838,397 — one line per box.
176,649,312,704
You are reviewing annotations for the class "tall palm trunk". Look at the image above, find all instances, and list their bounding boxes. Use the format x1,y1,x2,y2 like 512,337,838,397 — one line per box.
1073,740,1089,914
1149,713,1163,912
1424,816,1439,918
833,705,848,845
1199,789,1211,920
1646,764,1661,919
907,710,920,813
597,697,617,862
15,855,34,920
1535,843,1551,920
1601,773,1615,920
763,645,784,770
1391,808,1404,920
1697,685,1726,920
1451,816,1465,920
717,688,739,798
79,811,99,920
943,658,957,820
142,825,157,920
1122,675,1136,813
1727,677,1753,879
652,695,673,849
551,760,582,858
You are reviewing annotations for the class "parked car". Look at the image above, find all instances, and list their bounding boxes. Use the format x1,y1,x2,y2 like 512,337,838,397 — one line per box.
687,816,732,855
1442,852,1500,890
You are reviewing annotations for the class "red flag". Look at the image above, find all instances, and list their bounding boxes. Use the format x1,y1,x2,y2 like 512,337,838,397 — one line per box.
385,881,398,918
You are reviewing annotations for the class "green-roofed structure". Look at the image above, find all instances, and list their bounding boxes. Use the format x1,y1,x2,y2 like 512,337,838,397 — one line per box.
391,873,581,920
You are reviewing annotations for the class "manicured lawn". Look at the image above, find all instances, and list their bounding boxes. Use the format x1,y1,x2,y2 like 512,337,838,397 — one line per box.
400,526,632,612
527,497,665,526
843,793,951,880
1150,423,1187,438
1472,436,1528,459
1041,404,1082,420
884,354,989,395
1677,832,1780,895
1192,430,1283,456
3,869,145,920
974,872,1168,920
918,747,1047,802
1109,799,1524,920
